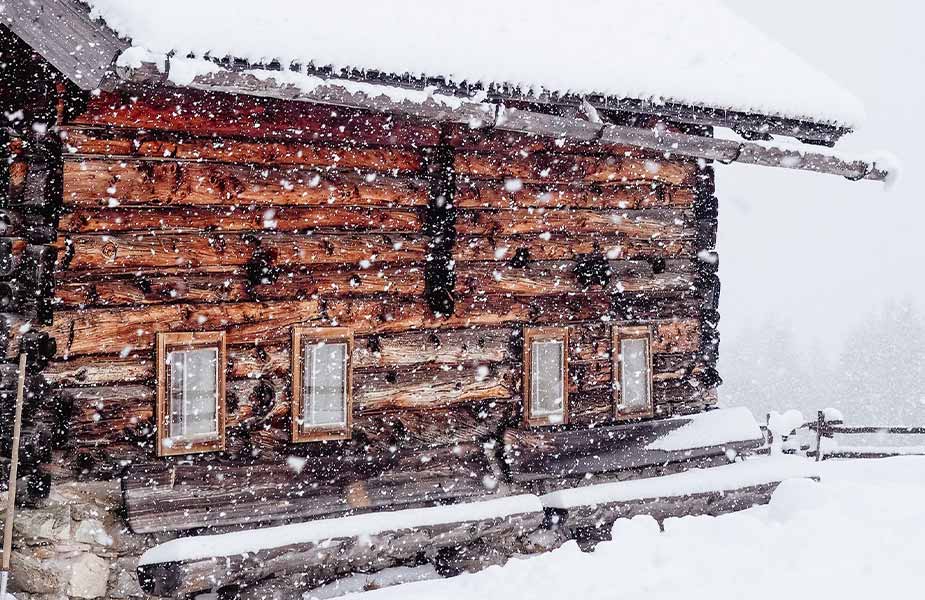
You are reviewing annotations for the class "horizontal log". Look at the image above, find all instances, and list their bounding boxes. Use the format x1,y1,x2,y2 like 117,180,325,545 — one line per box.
58,206,423,234
47,299,323,356
455,260,696,297
55,265,425,307
454,234,694,261
56,233,427,274
502,417,761,482
455,181,695,210
355,363,514,413
63,159,429,208
46,328,514,386
70,89,442,148
559,481,784,531
62,127,424,171
444,122,637,155
137,507,543,598
454,152,697,186
455,208,694,238
122,442,497,534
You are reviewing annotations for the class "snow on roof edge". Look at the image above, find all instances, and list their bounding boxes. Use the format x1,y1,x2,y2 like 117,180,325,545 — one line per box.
84,0,866,131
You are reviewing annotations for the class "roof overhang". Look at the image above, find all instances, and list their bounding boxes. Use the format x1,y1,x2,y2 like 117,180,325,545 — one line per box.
0,0,895,185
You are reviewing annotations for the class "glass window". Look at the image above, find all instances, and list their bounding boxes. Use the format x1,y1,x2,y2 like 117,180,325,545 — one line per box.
523,327,568,426
531,340,565,417
620,337,650,413
303,341,348,427
292,327,353,442
167,346,219,439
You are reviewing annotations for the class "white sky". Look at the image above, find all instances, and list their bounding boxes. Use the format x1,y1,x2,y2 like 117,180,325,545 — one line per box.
718,1,923,355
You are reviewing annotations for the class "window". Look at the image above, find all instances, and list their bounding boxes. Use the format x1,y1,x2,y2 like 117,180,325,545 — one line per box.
156,331,226,456
613,326,654,420
291,327,353,442
523,327,569,426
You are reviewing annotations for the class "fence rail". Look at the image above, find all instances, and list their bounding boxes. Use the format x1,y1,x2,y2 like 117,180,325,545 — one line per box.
762,410,925,461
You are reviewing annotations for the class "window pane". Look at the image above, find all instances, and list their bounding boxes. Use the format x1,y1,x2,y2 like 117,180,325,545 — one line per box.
531,340,564,417
167,347,219,438
304,341,347,427
620,337,650,413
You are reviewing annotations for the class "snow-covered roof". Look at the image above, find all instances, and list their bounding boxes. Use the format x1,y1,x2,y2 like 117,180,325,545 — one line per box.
82,0,865,129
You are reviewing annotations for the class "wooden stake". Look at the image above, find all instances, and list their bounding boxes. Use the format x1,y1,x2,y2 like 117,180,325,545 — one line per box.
1,353,28,598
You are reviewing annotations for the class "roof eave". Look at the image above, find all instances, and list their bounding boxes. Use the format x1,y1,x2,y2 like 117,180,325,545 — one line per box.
1,0,128,91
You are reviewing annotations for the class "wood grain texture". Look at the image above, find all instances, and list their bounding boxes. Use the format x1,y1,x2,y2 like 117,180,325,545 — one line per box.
63,159,429,208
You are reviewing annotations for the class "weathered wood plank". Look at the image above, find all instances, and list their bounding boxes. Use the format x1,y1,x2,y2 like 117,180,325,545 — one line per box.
46,328,514,386
136,508,543,598
502,418,761,482
58,206,423,234
63,159,430,208
354,364,514,413
455,260,696,297
55,265,425,307
454,234,694,261
62,128,424,171
456,181,695,210
455,208,694,238
55,233,427,273
69,90,442,148
122,442,498,534
454,152,697,186
47,299,323,356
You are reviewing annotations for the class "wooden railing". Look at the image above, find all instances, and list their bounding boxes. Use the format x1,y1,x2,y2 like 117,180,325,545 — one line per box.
762,410,925,461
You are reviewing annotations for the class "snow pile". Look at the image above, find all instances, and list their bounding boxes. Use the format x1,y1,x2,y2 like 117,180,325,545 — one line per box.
541,455,818,509
84,0,864,127
346,457,925,600
646,407,762,451
139,495,542,566
767,409,805,454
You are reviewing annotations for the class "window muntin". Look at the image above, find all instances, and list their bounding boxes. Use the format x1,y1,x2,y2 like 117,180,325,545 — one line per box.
292,327,353,442
156,331,226,456
523,327,569,426
614,326,654,420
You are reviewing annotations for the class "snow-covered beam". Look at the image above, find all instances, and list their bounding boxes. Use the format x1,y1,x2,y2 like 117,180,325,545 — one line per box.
112,61,895,185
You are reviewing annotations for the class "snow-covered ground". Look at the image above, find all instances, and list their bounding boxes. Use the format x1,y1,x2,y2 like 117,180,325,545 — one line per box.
334,456,925,600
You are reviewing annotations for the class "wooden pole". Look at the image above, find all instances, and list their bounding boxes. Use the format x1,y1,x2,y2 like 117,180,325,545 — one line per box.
815,410,826,463
1,353,28,599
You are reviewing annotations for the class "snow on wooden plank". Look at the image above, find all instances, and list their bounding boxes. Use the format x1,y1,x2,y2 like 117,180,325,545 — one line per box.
646,407,763,452
138,495,543,566
540,455,820,510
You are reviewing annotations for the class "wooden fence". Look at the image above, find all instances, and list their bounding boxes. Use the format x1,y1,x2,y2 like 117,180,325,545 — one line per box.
763,410,925,461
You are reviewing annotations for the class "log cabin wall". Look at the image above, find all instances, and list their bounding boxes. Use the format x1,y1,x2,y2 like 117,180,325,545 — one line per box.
35,84,720,529
0,28,70,502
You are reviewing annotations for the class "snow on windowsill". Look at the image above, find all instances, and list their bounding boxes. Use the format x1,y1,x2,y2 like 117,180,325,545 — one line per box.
139,495,543,566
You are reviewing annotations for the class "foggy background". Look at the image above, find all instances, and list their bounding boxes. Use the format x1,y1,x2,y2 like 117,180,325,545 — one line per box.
717,1,925,426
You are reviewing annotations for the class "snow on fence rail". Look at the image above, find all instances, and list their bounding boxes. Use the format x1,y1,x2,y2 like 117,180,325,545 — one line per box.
761,409,925,461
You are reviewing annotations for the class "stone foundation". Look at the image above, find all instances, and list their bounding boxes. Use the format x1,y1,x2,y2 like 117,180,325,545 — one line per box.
3,482,173,600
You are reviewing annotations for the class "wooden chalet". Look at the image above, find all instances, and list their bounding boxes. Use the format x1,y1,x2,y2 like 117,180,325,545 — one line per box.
0,1,890,598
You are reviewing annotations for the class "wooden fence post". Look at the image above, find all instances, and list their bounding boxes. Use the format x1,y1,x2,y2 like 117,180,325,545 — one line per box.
815,410,826,462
